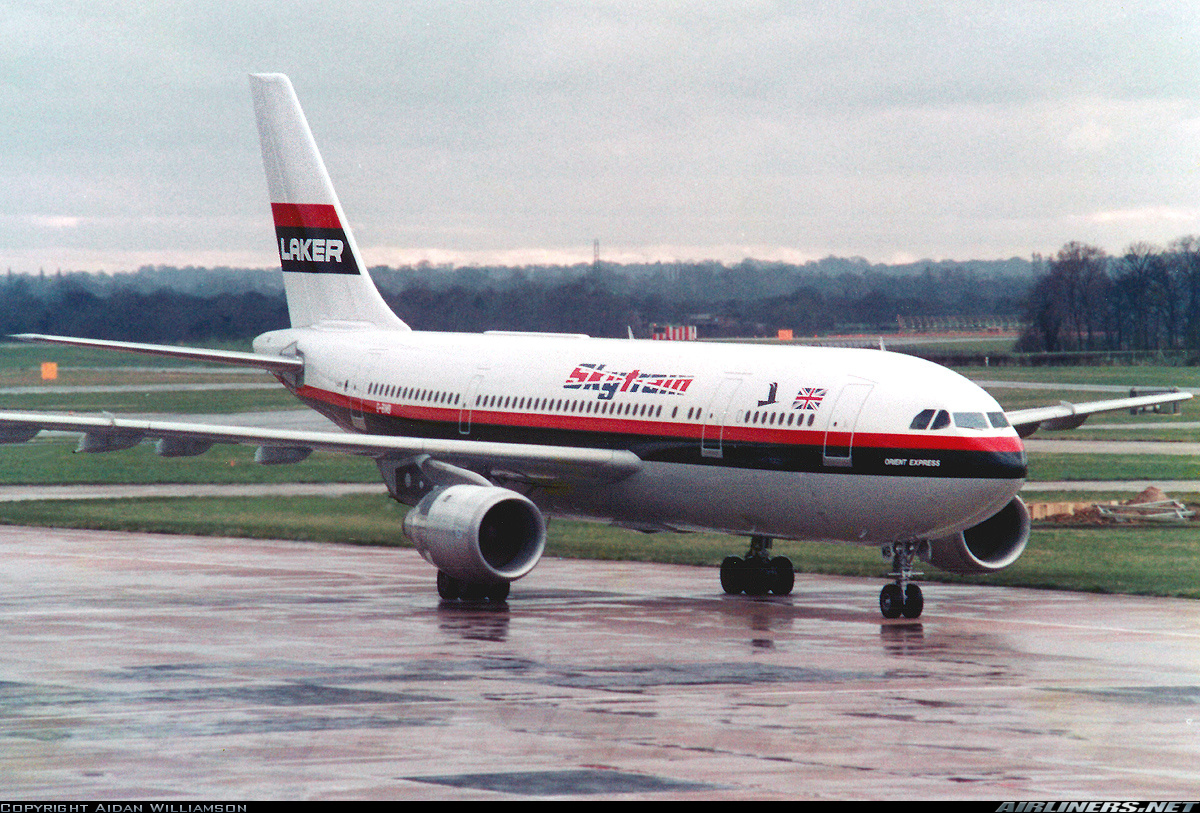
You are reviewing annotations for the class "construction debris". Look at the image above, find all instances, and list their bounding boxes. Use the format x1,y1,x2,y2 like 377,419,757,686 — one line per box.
1030,487,1197,525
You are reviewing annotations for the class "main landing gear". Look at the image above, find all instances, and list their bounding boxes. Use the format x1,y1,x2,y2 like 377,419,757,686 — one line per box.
437,571,510,602
720,535,795,596
879,541,923,619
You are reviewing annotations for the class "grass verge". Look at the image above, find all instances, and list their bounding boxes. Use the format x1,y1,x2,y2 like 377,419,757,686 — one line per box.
1026,452,1200,481
0,439,378,485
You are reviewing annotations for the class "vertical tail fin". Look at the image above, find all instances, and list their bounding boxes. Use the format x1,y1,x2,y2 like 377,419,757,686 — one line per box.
249,73,409,331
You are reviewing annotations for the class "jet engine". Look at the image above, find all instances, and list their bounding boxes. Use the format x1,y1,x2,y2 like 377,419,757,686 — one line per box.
403,484,547,584
922,496,1030,574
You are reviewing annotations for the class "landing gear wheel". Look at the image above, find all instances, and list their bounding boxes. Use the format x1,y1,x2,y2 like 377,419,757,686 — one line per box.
901,583,923,619
879,583,903,619
437,572,510,602
437,570,461,600
769,556,795,596
720,556,745,595
743,561,771,595
721,540,795,598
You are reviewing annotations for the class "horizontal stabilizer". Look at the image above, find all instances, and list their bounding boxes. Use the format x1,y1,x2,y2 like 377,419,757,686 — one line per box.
11,333,304,374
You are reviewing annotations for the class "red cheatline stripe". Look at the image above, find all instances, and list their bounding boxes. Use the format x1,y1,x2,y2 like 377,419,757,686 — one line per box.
271,203,342,229
294,385,1025,454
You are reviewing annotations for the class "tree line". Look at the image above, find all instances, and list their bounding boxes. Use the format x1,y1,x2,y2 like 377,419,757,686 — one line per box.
1016,239,1200,355
0,257,1030,343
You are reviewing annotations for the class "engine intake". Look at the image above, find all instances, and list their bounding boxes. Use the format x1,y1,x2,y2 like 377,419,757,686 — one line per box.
403,485,546,584
923,496,1030,574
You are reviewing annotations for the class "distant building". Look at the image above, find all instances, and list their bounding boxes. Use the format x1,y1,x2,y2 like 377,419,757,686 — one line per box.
651,324,697,341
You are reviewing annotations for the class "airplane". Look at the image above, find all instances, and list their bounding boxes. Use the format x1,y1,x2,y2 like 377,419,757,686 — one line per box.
0,74,1190,618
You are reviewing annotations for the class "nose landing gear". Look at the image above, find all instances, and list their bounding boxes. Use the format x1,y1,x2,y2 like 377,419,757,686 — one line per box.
720,535,795,596
880,540,924,619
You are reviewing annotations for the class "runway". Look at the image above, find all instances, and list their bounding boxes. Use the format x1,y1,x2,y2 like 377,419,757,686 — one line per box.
2,526,1199,799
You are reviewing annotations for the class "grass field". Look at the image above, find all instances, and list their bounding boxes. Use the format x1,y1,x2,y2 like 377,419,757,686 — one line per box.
1025,452,1200,481
0,438,377,484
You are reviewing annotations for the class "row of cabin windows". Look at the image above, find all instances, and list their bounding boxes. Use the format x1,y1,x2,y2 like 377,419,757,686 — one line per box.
362,382,830,429
909,409,1010,430
366,382,679,419
367,381,459,406
476,394,672,419
743,410,818,427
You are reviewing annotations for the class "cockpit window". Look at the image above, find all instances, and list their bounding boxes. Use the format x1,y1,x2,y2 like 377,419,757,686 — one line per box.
952,412,988,429
909,408,936,430
987,412,1010,429
929,410,951,430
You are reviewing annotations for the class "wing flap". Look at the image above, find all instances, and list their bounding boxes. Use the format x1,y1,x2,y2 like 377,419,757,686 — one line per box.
0,410,642,484
1006,390,1193,437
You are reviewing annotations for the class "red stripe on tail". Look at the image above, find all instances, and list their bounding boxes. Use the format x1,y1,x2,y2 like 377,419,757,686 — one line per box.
271,203,342,229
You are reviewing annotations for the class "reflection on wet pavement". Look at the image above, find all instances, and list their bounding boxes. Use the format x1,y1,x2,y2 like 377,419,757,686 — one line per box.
1,526,1199,799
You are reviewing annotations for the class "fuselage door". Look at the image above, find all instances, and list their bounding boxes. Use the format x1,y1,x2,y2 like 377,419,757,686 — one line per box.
701,376,743,458
458,372,485,435
351,348,384,431
822,381,873,467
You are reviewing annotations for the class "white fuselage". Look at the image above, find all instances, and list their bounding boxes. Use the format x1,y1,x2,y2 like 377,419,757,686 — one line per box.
254,325,1027,547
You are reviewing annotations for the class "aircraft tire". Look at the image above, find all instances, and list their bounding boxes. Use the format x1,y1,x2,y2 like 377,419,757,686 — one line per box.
437,570,461,600
720,556,745,594
770,556,795,595
902,584,923,619
485,581,511,602
879,583,903,619
743,563,771,596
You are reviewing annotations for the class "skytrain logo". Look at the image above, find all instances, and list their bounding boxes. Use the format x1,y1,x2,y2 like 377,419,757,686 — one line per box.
563,363,694,400
271,202,359,275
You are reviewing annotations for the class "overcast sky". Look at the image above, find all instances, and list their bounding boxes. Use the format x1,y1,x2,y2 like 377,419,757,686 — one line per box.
2,1,1199,273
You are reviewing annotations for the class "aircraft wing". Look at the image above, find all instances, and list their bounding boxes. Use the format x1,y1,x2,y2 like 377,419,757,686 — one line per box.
0,410,642,484
1005,390,1193,437
11,333,303,374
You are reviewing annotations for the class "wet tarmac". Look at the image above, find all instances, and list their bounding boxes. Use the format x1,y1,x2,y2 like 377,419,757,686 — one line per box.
2,526,1200,799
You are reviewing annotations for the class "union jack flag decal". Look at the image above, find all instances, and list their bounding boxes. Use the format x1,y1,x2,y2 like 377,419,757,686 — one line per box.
793,387,827,410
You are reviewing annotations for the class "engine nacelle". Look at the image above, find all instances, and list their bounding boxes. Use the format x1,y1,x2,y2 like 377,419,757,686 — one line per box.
922,496,1030,574
403,485,547,584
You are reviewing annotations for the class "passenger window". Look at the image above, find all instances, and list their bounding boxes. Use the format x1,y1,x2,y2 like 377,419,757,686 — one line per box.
930,410,951,430
909,409,935,430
